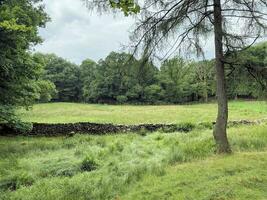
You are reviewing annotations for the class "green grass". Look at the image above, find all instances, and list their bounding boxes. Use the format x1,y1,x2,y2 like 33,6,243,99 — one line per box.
18,100,267,124
123,152,267,200
0,124,267,200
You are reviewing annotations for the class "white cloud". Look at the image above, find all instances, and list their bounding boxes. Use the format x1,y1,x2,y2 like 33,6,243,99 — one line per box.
35,0,215,64
35,0,134,64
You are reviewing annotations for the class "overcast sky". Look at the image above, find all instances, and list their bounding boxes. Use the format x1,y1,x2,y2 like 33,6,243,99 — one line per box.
35,0,215,65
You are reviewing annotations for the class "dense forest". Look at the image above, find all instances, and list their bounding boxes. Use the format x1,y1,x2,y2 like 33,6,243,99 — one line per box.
34,42,267,104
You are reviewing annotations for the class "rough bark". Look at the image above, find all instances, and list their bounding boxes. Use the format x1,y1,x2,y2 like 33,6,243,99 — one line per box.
213,0,231,153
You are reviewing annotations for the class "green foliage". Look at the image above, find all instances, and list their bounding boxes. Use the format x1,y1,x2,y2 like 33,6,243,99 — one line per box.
80,51,158,103
143,84,163,103
80,59,97,102
110,0,140,16
0,105,32,133
36,80,57,102
116,95,128,104
226,42,267,99
80,156,98,172
0,0,49,127
33,53,82,102
11,121,33,133
0,106,17,124
30,42,266,105
158,57,195,103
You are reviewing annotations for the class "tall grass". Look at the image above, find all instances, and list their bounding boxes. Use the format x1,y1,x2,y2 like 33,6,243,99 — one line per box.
0,123,267,199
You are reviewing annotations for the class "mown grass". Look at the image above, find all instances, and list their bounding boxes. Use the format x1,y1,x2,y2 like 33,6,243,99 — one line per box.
18,100,267,124
0,123,267,200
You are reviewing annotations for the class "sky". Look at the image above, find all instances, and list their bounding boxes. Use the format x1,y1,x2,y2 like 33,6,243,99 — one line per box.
35,0,215,65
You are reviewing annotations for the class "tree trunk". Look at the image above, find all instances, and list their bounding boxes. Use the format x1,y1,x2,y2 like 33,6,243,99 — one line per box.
213,0,231,153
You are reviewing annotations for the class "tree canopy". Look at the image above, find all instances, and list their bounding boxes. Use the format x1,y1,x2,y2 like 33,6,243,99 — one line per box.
0,0,49,129
34,41,266,104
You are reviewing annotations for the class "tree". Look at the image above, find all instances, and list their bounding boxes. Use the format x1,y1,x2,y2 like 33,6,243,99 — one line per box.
192,60,215,102
35,80,57,102
158,57,195,103
34,53,82,102
0,0,49,128
226,41,267,99
87,52,134,103
80,59,97,101
143,84,163,104
85,0,266,153
79,51,159,104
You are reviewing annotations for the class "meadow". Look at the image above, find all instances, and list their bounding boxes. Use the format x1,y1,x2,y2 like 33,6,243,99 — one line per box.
0,124,267,200
1,0,266,199
18,101,267,124
1,101,267,200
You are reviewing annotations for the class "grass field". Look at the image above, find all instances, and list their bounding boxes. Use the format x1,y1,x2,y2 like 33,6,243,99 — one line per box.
1,124,267,200
2,101,267,199
18,101,267,124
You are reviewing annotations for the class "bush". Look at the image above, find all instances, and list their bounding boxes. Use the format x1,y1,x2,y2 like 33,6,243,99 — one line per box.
80,156,98,172
12,122,33,133
0,105,33,133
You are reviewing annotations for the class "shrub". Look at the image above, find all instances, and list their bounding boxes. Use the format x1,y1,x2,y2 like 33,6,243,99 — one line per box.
81,156,98,172
0,105,33,133
12,122,33,133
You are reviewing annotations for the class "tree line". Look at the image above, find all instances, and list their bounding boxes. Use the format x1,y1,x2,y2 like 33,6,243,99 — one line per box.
34,42,266,104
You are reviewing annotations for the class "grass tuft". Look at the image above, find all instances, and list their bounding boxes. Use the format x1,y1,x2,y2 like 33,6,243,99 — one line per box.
80,156,98,172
